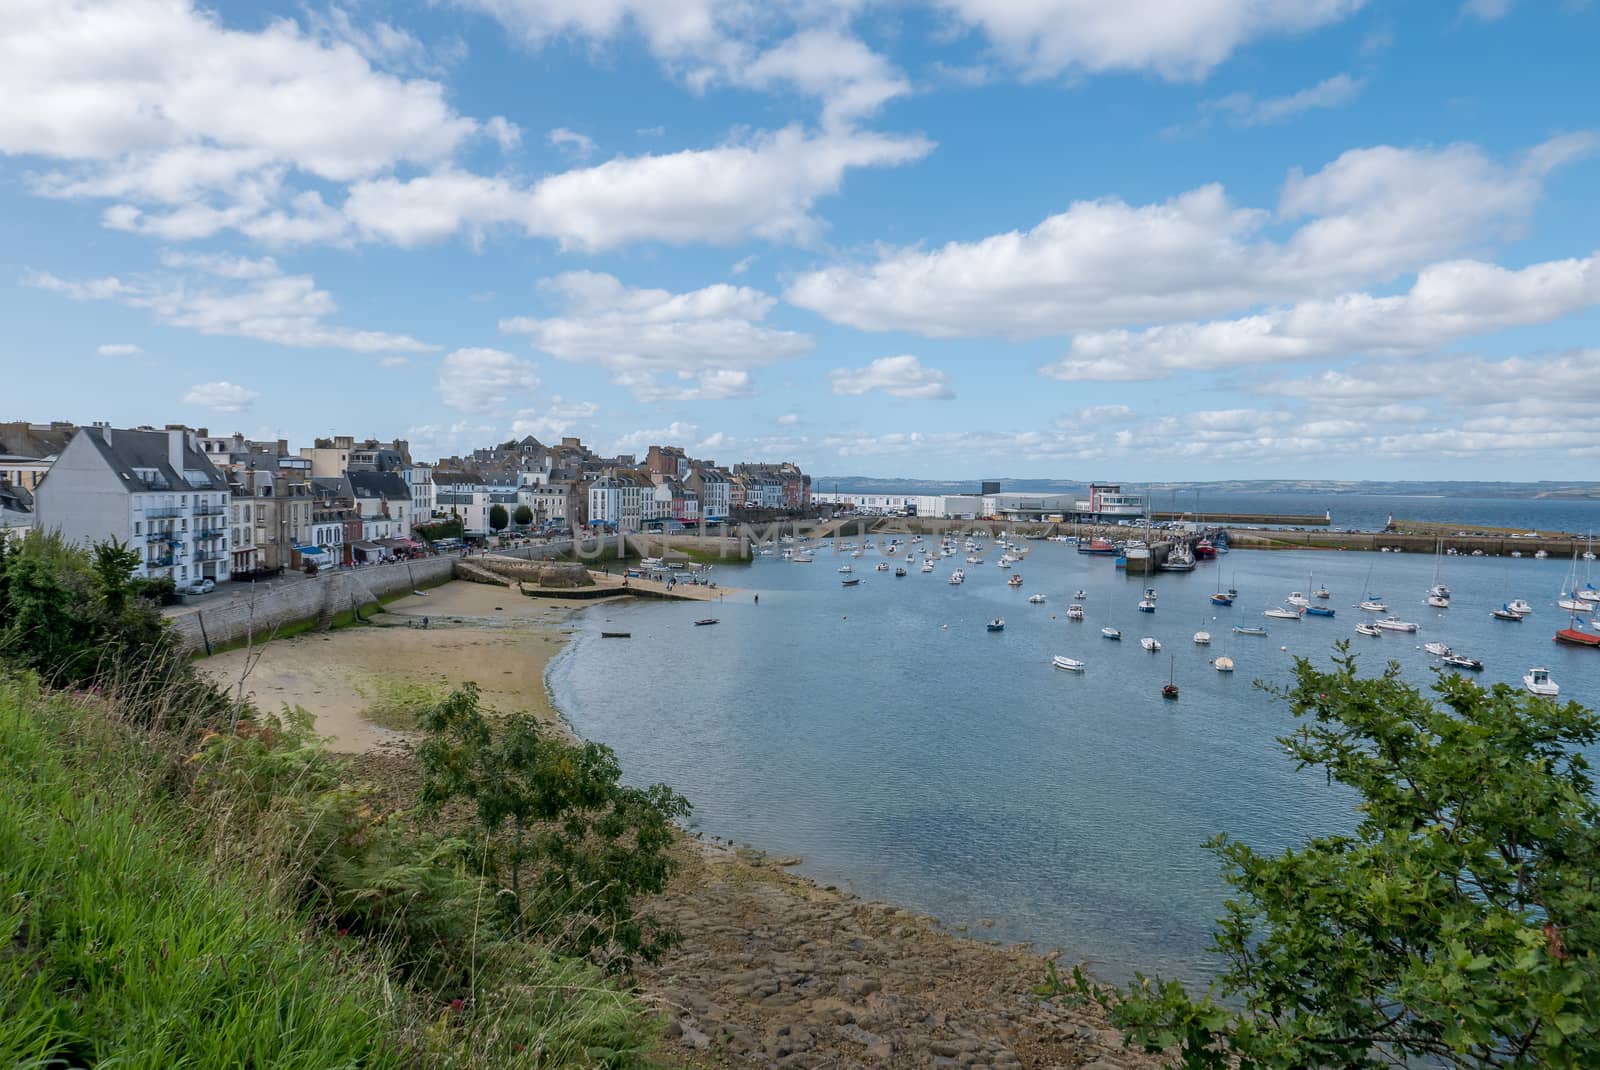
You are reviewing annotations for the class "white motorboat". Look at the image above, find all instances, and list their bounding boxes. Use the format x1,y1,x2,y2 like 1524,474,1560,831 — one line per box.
1073,589,1088,599
987,618,1005,632
1375,617,1419,633
1233,625,1269,637
1102,626,1122,640
948,569,965,585
1193,630,1212,645
1442,653,1484,671
1213,655,1235,673
1028,593,1046,604
792,551,813,563
1140,636,1161,652
1067,604,1085,620
875,562,890,571
1427,595,1451,608
1052,655,1086,673
1524,667,1559,697
838,564,853,574
1137,599,1157,613
1314,585,1331,599
1287,591,1309,607
921,561,935,573
1508,598,1534,616
1422,641,1452,657
1358,600,1388,612
1264,607,1303,620
1355,622,1382,637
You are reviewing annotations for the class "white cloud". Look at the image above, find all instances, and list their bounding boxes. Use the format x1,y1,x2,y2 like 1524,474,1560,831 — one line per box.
5,0,482,239
484,116,522,152
437,348,540,411
500,271,811,400
183,380,259,412
777,412,800,426
735,29,911,126
1072,404,1136,422
548,127,595,157
1461,0,1514,19
787,136,1594,338
345,125,932,250
26,253,436,354
511,396,600,440
96,343,143,357
612,421,700,455
378,355,411,367
829,356,953,399
1203,73,1365,126
1046,251,1600,380
936,0,1368,81
454,2,907,126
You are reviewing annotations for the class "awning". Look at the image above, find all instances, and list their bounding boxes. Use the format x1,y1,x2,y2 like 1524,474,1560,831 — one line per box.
293,545,323,555
353,541,381,552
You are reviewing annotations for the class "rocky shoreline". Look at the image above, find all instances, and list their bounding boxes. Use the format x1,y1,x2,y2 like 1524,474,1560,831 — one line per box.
637,837,1163,1070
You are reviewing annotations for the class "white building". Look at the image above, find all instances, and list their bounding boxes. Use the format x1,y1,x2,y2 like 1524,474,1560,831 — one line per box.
34,425,231,586
404,463,434,521
588,473,646,530
228,492,258,573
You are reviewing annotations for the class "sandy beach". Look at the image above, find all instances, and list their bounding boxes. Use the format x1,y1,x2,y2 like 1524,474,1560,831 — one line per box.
199,580,584,751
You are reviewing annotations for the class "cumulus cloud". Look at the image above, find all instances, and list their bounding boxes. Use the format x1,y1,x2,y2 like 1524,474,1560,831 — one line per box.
1044,251,1600,380
26,253,436,354
612,421,700,455
4,0,491,240
777,412,800,426
829,356,953,399
437,347,540,411
935,0,1368,81
183,380,259,412
96,343,143,357
787,135,1595,338
511,396,600,440
500,271,811,401
345,125,932,251
1461,0,1515,19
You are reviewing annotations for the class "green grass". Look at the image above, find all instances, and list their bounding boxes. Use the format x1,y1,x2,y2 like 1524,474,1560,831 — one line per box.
358,678,449,731
0,680,405,1070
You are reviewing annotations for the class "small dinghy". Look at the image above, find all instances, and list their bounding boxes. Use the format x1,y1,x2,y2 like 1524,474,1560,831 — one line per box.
694,618,720,626
1212,655,1235,673
1102,626,1122,640
1028,593,1046,604
1137,599,1157,613
1066,604,1085,620
1210,592,1234,606
1074,589,1088,599
600,631,631,639
1140,636,1161,652
1355,622,1382,637
1233,625,1268,637
842,578,861,586
987,618,1005,632
1305,605,1335,617
1264,606,1303,620
1052,655,1086,673
1422,641,1452,657
1193,629,1211,645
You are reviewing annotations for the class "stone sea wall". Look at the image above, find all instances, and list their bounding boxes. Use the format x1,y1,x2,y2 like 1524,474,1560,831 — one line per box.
167,555,457,653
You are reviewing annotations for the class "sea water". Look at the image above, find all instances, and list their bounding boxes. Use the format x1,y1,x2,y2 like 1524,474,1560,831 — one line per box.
549,541,1600,984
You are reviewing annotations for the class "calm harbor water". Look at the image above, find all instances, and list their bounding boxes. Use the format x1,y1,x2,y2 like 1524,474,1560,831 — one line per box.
549,537,1600,985
1145,491,1600,534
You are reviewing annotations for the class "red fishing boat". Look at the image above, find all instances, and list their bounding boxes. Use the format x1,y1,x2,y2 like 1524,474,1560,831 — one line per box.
1193,538,1217,560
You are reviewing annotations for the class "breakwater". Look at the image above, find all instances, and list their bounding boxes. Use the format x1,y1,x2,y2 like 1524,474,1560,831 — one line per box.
1227,528,1593,558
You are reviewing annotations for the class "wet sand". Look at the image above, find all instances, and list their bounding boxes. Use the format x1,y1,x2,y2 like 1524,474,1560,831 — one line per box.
199,581,578,751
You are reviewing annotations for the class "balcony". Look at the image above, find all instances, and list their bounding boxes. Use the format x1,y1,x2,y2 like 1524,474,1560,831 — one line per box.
146,556,175,569
193,527,226,540
193,552,227,564
143,506,183,519
193,505,226,517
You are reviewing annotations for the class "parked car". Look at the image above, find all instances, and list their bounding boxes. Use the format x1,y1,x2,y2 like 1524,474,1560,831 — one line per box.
188,578,216,595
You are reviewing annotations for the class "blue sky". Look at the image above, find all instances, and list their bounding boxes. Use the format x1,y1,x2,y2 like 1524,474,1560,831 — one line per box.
3,0,1598,480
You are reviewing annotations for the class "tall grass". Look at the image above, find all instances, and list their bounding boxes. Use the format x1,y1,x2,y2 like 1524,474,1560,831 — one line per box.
0,679,402,1070
0,676,661,1069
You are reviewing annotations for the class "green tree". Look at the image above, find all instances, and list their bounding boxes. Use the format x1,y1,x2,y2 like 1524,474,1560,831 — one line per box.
488,504,509,532
416,685,690,972
1058,650,1600,1069
513,504,533,528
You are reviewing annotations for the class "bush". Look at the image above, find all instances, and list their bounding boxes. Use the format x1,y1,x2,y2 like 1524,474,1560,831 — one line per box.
1058,650,1600,1070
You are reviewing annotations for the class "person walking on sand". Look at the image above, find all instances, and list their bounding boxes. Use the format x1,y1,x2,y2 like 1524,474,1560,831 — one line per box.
754,593,759,604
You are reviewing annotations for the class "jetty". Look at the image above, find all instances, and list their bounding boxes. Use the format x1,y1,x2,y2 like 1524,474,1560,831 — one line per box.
1152,510,1328,526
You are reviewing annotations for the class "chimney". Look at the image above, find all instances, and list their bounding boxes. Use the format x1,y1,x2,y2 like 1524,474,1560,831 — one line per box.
167,428,185,473
92,421,112,446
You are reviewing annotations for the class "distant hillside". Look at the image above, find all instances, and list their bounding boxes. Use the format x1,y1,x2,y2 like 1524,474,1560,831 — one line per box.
812,477,1600,501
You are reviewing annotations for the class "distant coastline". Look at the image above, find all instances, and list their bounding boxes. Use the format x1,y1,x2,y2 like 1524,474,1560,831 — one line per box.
813,477,1600,501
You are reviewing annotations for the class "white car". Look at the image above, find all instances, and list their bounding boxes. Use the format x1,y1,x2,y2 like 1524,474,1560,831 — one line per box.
188,578,216,595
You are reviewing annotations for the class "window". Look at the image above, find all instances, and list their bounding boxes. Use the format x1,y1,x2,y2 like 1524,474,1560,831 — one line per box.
134,522,141,535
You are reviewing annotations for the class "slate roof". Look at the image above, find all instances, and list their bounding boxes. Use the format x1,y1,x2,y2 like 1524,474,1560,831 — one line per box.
75,428,229,494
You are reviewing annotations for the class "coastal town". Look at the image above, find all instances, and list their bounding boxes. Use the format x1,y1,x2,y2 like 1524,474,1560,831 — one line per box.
0,420,821,588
